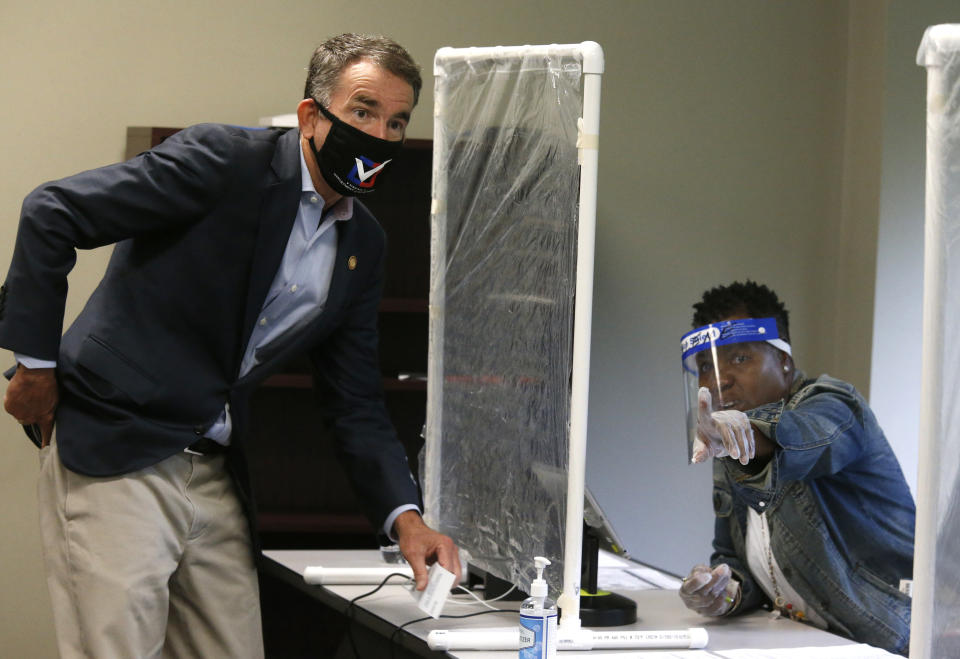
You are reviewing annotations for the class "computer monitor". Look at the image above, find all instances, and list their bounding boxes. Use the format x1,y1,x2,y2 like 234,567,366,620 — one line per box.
584,486,630,559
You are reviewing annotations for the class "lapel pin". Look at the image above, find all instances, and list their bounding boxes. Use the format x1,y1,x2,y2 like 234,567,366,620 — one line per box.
347,255,358,270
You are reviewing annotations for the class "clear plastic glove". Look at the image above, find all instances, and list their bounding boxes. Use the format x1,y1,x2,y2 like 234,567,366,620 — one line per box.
679,563,740,616
691,387,754,465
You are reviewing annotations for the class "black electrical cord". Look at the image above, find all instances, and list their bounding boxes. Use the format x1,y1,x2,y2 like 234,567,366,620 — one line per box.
344,572,414,659
343,572,513,659
388,614,432,659
388,609,510,659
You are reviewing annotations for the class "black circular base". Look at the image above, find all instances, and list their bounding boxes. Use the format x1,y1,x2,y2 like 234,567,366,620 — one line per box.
576,590,638,627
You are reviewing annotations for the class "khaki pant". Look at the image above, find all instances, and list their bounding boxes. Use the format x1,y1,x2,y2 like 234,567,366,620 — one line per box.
38,437,264,659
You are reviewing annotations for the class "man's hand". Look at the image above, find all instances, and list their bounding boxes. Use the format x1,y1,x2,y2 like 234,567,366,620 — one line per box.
393,510,461,591
692,387,754,465
3,364,57,446
679,563,740,616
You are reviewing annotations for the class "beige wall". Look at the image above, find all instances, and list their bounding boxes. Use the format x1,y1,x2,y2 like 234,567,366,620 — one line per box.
0,1,889,654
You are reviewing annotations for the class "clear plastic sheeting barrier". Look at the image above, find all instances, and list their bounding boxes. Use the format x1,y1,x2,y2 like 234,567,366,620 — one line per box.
914,24,960,659
424,46,585,596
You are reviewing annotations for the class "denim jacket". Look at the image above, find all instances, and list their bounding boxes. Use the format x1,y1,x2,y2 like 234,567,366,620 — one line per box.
712,373,915,655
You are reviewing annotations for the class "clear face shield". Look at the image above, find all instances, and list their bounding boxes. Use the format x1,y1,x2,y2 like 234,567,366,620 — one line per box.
680,317,792,463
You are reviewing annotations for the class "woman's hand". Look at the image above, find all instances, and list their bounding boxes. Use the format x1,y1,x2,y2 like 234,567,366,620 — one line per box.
692,387,754,465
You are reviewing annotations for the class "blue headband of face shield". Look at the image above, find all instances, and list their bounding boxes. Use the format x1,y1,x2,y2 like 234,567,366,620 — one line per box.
681,317,791,373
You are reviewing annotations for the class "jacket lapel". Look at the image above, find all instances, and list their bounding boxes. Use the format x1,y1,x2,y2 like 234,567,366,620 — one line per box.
239,128,301,357
322,209,360,319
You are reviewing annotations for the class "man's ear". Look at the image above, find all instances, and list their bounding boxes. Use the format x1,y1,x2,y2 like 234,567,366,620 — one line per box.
296,98,320,139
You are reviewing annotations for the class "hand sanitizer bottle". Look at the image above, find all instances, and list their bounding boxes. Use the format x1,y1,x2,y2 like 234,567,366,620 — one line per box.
519,556,557,659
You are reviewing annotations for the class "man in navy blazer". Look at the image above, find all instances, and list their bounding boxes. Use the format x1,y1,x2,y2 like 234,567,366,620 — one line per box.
1,34,459,658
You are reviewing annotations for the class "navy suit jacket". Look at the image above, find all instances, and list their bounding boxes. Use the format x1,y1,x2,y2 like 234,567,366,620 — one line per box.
0,124,419,530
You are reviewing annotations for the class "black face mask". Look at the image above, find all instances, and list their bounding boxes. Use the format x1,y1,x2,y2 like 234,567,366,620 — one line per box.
308,99,404,196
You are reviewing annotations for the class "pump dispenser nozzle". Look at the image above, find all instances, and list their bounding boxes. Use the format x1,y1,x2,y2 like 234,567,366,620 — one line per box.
530,556,551,598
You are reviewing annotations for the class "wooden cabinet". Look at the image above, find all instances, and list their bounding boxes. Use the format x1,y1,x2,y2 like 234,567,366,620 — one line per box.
124,126,182,160
126,127,433,549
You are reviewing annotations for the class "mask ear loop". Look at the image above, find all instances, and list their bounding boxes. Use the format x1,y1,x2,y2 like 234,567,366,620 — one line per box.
313,98,337,122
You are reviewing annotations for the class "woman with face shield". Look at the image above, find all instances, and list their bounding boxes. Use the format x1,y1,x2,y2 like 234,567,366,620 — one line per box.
676,281,915,656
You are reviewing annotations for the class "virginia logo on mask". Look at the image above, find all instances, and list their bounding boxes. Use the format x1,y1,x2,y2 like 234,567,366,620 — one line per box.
350,156,392,188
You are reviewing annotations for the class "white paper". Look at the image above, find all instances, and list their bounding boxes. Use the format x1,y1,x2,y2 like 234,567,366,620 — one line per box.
597,550,632,568
713,643,898,659
557,652,715,659
625,566,683,590
411,563,457,619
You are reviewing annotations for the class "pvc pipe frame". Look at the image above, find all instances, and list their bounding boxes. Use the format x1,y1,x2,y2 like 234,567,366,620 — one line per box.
428,41,605,632
434,41,604,74
423,53,449,528
911,60,945,659
559,49,604,632
427,627,708,651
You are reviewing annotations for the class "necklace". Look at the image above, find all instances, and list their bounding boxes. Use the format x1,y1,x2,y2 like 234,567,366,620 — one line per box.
760,513,806,622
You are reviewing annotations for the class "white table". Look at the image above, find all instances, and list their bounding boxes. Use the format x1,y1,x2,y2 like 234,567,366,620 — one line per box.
259,549,895,658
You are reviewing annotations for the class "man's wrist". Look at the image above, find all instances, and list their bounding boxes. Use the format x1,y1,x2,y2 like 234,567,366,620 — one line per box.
391,509,426,540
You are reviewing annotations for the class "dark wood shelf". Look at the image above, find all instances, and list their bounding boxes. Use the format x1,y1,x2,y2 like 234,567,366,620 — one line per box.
380,297,428,313
261,374,426,391
384,378,427,391
257,511,374,534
